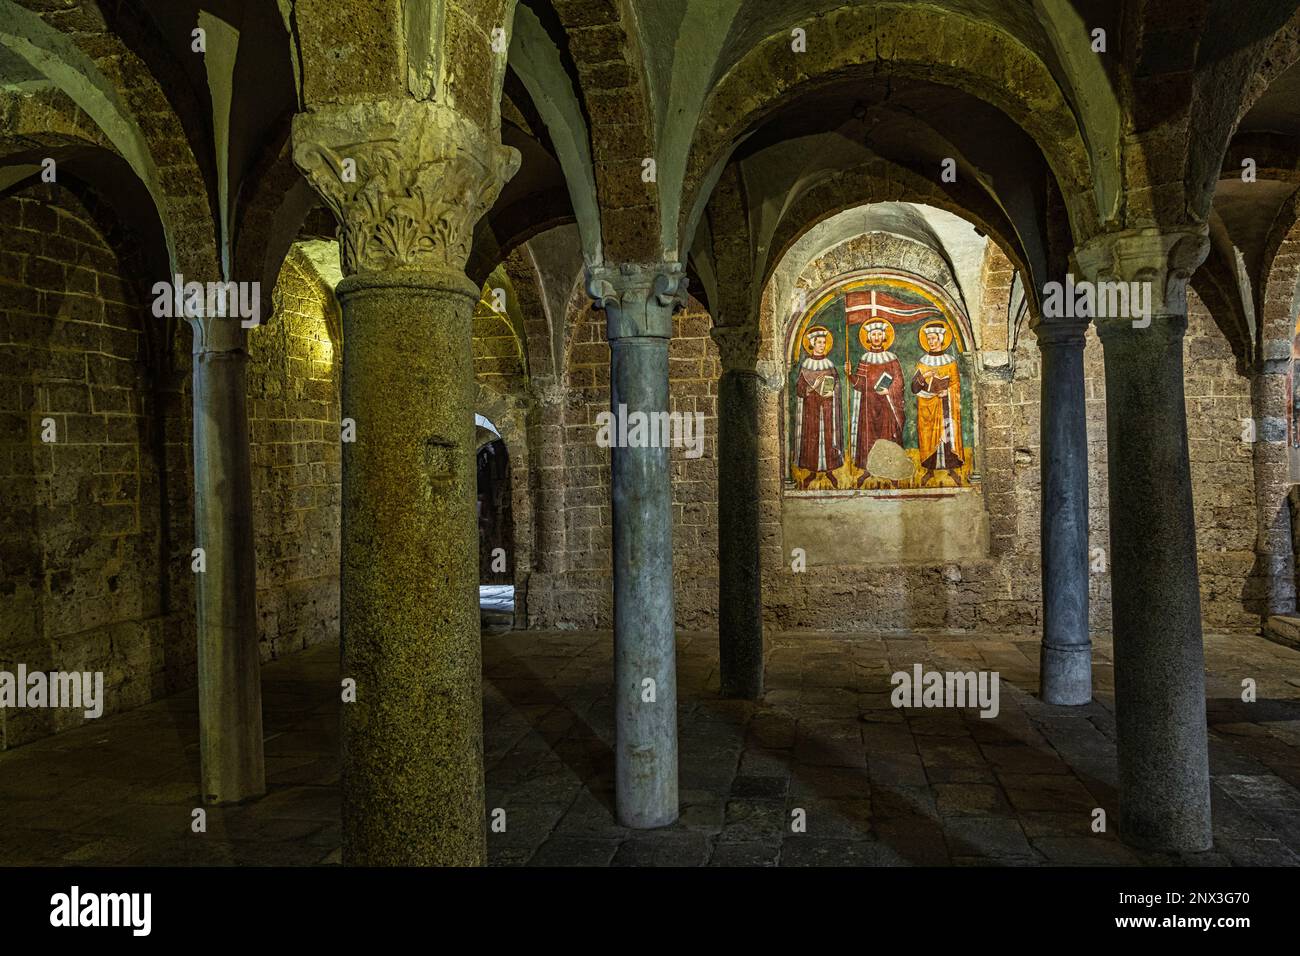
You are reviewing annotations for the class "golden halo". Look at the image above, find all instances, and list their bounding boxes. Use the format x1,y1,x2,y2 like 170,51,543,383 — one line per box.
858,320,896,351
803,325,834,354
918,320,953,353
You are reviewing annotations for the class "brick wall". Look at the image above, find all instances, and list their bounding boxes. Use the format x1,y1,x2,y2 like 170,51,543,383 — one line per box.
0,177,1265,755
472,293,535,617
525,235,1262,637
0,183,194,748
527,298,720,628
246,250,341,659
473,298,527,395
1180,291,1257,630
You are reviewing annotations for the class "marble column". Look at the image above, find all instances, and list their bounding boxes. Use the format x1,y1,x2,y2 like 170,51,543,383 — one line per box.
190,317,265,805
1076,228,1213,851
1033,320,1092,705
710,324,763,699
587,264,688,828
294,98,518,865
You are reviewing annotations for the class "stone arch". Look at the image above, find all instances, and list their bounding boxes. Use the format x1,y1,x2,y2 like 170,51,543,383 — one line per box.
0,83,112,153
500,245,557,386
474,266,531,401
679,3,1102,257
475,429,515,599
233,127,321,326
1248,199,1300,623
544,0,660,262
0,90,177,369
0,132,165,287
0,0,219,281
1231,10,1300,127
1261,197,1300,358
267,243,342,346
473,379,534,626
1191,213,1256,372
467,198,575,288
506,5,602,263
764,161,1036,305
561,270,601,389
1178,6,1300,226
780,265,975,366
1223,133,1300,188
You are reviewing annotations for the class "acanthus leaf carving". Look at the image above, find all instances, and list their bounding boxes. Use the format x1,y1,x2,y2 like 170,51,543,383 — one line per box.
292,99,519,276
585,263,688,340
1073,226,1210,326
710,324,762,371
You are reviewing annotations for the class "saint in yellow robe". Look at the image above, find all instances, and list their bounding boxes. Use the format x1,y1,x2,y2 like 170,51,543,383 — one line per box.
910,352,964,470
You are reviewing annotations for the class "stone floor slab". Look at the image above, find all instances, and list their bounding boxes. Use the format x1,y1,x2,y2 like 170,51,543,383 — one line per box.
0,629,1297,867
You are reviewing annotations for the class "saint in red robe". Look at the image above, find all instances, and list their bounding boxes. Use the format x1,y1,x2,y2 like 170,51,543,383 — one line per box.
794,357,844,474
849,349,905,471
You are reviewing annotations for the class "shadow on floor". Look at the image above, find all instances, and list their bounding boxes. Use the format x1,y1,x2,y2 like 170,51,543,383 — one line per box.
1,630,1298,866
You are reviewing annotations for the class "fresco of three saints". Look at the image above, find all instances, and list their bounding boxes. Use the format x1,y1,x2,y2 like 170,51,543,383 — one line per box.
787,283,976,491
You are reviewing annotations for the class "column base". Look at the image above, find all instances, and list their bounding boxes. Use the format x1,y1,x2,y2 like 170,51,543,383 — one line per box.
617,804,680,830
720,672,763,701
1039,642,1092,705
1120,814,1214,853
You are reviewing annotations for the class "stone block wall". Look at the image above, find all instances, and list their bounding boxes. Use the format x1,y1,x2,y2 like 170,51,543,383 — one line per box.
526,298,720,628
526,236,1264,637
247,251,342,659
0,175,1270,754
756,237,1039,633
0,183,194,748
0,217,348,750
472,296,536,615
1181,293,1258,631
473,299,527,396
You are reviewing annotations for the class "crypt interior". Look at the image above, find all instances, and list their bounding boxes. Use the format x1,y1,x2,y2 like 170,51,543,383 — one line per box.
2,0,1300,867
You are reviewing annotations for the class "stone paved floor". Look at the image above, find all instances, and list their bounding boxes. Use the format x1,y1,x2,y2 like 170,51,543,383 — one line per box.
1,630,1298,866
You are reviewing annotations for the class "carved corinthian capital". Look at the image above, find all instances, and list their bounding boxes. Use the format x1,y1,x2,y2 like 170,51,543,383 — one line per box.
529,375,565,408
189,315,248,355
710,324,761,372
1073,226,1210,321
586,263,689,340
292,99,520,276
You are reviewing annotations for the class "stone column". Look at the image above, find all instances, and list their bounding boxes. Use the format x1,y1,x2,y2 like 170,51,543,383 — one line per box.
190,317,265,805
521,379,567,628
1033,320,1092,705
1076,227,1213,851
529,378,567,575
1250,357,1294,619
587,263,688,828
710,324,763,699
293,99,518,865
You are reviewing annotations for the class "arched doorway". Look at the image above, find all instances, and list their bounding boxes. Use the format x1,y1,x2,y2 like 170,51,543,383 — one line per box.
476,415,514,625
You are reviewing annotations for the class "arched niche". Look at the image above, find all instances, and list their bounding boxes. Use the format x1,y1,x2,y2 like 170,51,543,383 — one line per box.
777,268,990,567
